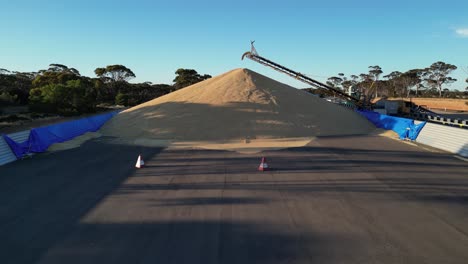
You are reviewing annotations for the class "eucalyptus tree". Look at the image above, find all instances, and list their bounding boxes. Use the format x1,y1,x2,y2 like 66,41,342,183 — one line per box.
173,68,211,89
326,76,344,90
368,65,383,97
94,65,135,82
424,62,457,97
32,64,81,88
94,65,136,103
406,69,425,96
383,71,402,97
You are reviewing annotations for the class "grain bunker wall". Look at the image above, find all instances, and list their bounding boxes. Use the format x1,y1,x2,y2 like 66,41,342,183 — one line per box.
415,122,468,158
359,110,468,158
0,130,30,166
1,111,118,166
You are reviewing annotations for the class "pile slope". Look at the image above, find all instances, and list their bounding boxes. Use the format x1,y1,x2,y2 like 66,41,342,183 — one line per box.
101,68,374,142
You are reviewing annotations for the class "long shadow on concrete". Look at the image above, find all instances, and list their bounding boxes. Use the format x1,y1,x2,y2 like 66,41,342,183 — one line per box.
118,143,468,207
33,221,357,264
0,140,164,264
1,135,468,264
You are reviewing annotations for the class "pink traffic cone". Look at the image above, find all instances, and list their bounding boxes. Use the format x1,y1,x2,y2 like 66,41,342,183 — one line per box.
258,157,269,171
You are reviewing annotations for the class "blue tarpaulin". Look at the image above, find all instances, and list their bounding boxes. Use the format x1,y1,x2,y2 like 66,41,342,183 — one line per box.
357,110,426,140
2,111,118,158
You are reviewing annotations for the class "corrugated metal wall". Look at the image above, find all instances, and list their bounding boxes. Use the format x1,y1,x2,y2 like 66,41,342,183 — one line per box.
0,130,31,166
416,122,468,157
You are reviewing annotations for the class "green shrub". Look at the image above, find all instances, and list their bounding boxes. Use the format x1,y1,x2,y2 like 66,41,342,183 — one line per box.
115,92,129,106
0,114,30,122
29,80,97,115
0,92,18,105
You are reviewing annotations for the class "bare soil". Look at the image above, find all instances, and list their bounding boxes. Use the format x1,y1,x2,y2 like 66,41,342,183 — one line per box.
384,97,468,111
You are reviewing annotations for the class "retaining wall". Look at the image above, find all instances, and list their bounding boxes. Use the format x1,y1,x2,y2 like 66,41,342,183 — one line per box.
1,111,117,166
0,130,30,165
415,122,468,157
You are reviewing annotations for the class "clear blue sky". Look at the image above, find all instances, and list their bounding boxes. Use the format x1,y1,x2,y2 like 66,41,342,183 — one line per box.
1,0,467,90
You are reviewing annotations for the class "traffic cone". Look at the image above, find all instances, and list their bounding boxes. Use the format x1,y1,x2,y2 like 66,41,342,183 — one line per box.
135,154,145,168
258,157,269,171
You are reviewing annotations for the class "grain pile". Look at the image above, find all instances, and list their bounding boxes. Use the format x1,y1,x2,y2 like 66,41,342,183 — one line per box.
100,68,375,150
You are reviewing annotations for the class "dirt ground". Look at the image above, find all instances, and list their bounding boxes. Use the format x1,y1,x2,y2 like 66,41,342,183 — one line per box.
1,135,467,264
384,97,468,112
1,115,72,134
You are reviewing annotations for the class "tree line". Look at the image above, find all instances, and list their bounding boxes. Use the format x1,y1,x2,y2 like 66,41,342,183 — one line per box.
323,61,467,99
0,65,211,115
